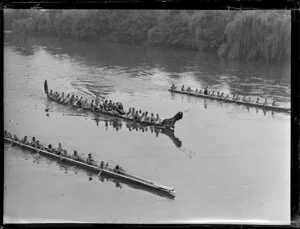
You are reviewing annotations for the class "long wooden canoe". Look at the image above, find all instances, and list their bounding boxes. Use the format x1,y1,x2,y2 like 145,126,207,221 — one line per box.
169,89,290,113
4,137,176,199
46,94,182,130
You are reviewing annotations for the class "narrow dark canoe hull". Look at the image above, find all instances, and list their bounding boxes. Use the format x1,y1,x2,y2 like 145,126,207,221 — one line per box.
47,95,173,130
169,89,290,113
4,138,175,199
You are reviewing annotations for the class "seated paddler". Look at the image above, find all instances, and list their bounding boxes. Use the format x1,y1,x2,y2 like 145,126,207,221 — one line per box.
181,85,185,91
187,86,192,92
155,114,161,124
53,91,59,99
47,144,54,153
72,150,80,160
86,153,95,165
126,108,135,119
30,137,36,146
55,142,64,155
170,84,176,90
76,97,83,106
81,99,88,108
6,131,12,139
114,165,121,173
150,113,155,123
115,101,125,115
91,100,96,110
256,98,260,104
35,140,43,149
21,136,28,144
63,94,70,103
70,94,75,102
204,87,208,95
108,100,113,110
103,100,108,110
126,108,132,118
142,111,149,122
8,131,12,139
72,96,78,105
134,111,141,122
13,134,19,141
263,98,268,106
272,100,276,106
58,92,65,102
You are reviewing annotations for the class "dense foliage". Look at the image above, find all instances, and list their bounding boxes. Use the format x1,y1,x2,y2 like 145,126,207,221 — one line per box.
4,9,290,61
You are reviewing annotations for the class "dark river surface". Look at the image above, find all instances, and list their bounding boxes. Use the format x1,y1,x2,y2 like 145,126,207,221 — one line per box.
4,35,290,224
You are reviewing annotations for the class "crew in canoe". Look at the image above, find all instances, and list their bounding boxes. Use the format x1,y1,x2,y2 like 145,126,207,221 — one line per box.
86,153,95,165
263,98,268,106
56,92,62,99
126,108,132,118
72,150,81,161
13,134,19,141
21,136,29,144
4,130,13,139
58,92,65,103
90,100,96,110
134,111,141,122
35,140,43,149
142,112,149,122
204,87,208,95
76,97,83,106
62,94,70,104
100,161,105,169
47,144,54,153
155,114,161,124
55,142,68,156
46,86,182,127
114,165,125,174
30,137,36,146
150,113,155,123
5,133,135,176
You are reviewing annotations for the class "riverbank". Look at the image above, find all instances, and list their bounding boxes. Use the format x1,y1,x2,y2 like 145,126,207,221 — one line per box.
5,10,291,62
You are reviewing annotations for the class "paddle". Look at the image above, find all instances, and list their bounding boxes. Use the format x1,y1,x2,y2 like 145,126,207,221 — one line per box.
44,80,48,94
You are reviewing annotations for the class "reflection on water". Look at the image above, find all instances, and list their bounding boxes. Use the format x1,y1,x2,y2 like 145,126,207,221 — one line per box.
4,33,290,223
6,34,290,104
45,99,183,149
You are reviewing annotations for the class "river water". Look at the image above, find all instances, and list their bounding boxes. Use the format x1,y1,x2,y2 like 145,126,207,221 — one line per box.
4,35,290,224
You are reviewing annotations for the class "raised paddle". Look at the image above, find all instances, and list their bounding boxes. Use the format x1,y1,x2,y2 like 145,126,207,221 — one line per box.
44,80,48,94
